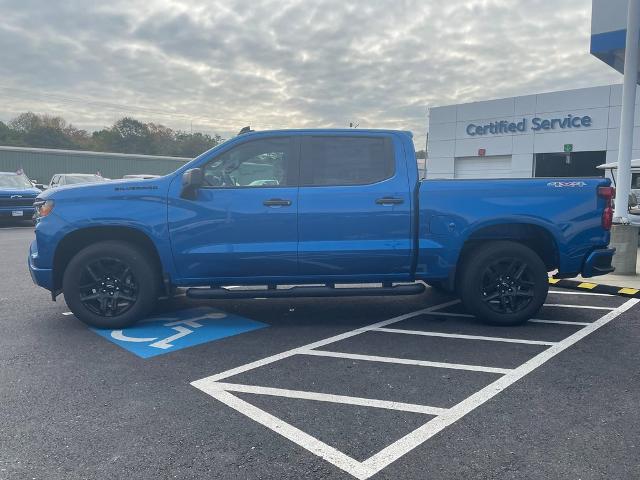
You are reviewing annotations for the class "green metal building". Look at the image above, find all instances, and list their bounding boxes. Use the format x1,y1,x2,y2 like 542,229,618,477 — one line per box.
0,145,190,183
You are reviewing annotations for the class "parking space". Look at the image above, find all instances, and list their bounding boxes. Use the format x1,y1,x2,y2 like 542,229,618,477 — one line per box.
191,296,636,479
2,227,640,480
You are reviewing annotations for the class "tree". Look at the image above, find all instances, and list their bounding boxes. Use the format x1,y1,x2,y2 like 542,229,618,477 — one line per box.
8,112,82,149
1,112,224,157
0,120,24,146
175,131,223,157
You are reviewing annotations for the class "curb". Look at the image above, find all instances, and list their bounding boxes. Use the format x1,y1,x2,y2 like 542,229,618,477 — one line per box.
548,278,640,297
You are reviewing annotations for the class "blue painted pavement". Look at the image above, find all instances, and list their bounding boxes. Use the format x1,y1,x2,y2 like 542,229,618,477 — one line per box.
90,307,268,358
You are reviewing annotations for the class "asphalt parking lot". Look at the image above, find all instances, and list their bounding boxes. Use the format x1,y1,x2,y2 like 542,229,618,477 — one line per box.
2,222,640,480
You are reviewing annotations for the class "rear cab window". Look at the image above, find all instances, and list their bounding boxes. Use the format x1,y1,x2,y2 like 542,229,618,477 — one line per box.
300,136,395,186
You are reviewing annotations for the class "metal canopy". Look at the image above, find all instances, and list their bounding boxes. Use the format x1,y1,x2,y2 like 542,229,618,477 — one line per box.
591,0,640,80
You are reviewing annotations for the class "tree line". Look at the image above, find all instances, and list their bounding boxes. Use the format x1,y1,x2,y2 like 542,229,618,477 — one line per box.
0,113,224,158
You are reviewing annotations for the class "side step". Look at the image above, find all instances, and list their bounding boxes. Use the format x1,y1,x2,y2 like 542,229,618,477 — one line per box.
186,283,426,300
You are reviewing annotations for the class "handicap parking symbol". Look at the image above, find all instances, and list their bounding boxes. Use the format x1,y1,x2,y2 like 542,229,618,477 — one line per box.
90,307,268,358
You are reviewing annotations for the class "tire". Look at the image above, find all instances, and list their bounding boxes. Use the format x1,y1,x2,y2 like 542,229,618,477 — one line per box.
458,241,548,326
62,240,159,328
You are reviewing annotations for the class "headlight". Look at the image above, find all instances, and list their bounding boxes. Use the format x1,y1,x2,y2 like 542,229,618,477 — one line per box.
34,199,55,218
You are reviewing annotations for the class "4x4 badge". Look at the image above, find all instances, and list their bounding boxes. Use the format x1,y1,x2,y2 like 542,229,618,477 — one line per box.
546,181,587,188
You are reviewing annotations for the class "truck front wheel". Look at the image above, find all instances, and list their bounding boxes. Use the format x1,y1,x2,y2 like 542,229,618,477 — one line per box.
62,240,159,329
458,241,548,326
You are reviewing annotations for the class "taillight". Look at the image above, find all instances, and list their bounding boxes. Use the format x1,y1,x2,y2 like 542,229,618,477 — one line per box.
598,186,615,230
598,186,616,200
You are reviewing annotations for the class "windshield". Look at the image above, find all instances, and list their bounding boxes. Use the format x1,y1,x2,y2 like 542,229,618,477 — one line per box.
0,174,33,188
65,175,104,185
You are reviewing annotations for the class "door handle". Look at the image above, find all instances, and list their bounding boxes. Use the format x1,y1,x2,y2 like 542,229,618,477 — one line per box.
263,198,292,207
375,197,404,205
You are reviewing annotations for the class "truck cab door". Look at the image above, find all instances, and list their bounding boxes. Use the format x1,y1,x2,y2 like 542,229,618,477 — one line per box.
167,135,299,281
297,134,413,279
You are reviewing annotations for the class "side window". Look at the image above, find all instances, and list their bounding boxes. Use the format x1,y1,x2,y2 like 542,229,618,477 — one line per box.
202,137,294,188
51,175,59,186
300,136,395,186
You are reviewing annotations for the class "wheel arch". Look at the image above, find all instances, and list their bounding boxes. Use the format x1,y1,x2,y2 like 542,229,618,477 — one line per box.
53,226,165,294
454,221,560,288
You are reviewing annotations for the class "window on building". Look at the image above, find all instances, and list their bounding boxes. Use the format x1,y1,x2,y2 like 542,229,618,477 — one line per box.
300,136,395,186
534,151,606,178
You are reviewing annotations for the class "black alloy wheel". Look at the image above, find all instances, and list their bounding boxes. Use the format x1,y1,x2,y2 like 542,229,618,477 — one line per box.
63,240,159,328
458,241,548,326
78,257,139,317
480,257,535,315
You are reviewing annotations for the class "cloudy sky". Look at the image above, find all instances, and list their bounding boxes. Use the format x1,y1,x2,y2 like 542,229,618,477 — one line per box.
0,0,622,148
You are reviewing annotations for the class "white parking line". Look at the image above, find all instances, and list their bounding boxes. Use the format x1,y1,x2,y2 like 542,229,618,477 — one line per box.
549,290,613,297
529,319,591,326
543,303,614,310
210,389,368,477
192,298,638,479
198,300,461,383
301,349,513,374
360,298,638,477
423,311,591,327
198,381,447,415
372,327,557,346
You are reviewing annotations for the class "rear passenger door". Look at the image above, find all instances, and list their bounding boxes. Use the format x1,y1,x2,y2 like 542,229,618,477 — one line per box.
297,134,413,279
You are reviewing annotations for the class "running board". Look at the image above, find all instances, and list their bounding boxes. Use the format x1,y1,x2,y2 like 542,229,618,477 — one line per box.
186,283,426,300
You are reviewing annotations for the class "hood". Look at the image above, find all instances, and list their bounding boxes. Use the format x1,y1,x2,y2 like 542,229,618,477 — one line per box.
39,177,169,201
0,186,41,197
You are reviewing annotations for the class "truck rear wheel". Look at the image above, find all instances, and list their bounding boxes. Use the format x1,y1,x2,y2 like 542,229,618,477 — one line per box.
62,240,159,329
458,241,548,326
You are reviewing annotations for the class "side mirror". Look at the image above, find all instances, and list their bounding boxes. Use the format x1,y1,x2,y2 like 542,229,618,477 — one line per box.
35,184,46,190
181,168,204,199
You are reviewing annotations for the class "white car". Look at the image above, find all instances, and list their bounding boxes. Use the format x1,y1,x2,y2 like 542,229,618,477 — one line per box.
597,160,640,225
49,173,108,188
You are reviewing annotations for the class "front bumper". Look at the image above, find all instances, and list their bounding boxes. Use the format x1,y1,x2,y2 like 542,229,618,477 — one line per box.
0,206,35,218
28,240,53,291
581,247,616,278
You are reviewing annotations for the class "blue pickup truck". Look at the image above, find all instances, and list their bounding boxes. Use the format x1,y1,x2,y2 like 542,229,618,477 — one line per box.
0,172,41,221
28,129,616,328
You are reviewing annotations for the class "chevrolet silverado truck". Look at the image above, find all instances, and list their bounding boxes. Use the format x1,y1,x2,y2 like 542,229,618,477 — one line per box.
28,129,616,328
0,172,41,221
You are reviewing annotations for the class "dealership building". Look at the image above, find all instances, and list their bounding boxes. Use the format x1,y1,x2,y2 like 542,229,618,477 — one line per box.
426,84,640,179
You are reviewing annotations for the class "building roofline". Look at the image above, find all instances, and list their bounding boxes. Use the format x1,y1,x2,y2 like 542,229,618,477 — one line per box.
428,83,622,111
0,145,191,162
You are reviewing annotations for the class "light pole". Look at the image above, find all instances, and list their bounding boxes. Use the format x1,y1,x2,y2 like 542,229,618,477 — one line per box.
614,0,640,223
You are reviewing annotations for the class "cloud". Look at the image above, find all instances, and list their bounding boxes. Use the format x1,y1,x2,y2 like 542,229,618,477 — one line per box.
0,0,622,148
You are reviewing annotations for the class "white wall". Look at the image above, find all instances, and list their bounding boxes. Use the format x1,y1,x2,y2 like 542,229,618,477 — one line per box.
427,84,640,179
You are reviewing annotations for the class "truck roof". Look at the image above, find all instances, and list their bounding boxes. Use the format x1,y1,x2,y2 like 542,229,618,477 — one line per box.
238,128,414,138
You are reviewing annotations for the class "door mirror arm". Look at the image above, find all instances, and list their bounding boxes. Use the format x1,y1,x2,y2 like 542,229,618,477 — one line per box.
181,168,204,199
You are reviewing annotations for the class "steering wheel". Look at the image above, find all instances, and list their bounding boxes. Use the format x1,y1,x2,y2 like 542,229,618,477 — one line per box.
204,173,222,186
221,171,236,186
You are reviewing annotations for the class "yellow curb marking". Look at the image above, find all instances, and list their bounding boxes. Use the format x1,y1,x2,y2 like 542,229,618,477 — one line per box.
548,278,560,284
577,282,598,289
618,288,639,295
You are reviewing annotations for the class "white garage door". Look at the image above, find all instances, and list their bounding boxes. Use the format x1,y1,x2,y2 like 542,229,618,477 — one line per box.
454,155,513,179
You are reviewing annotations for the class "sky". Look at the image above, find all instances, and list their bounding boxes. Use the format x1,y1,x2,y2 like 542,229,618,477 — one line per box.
0,0,623,149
